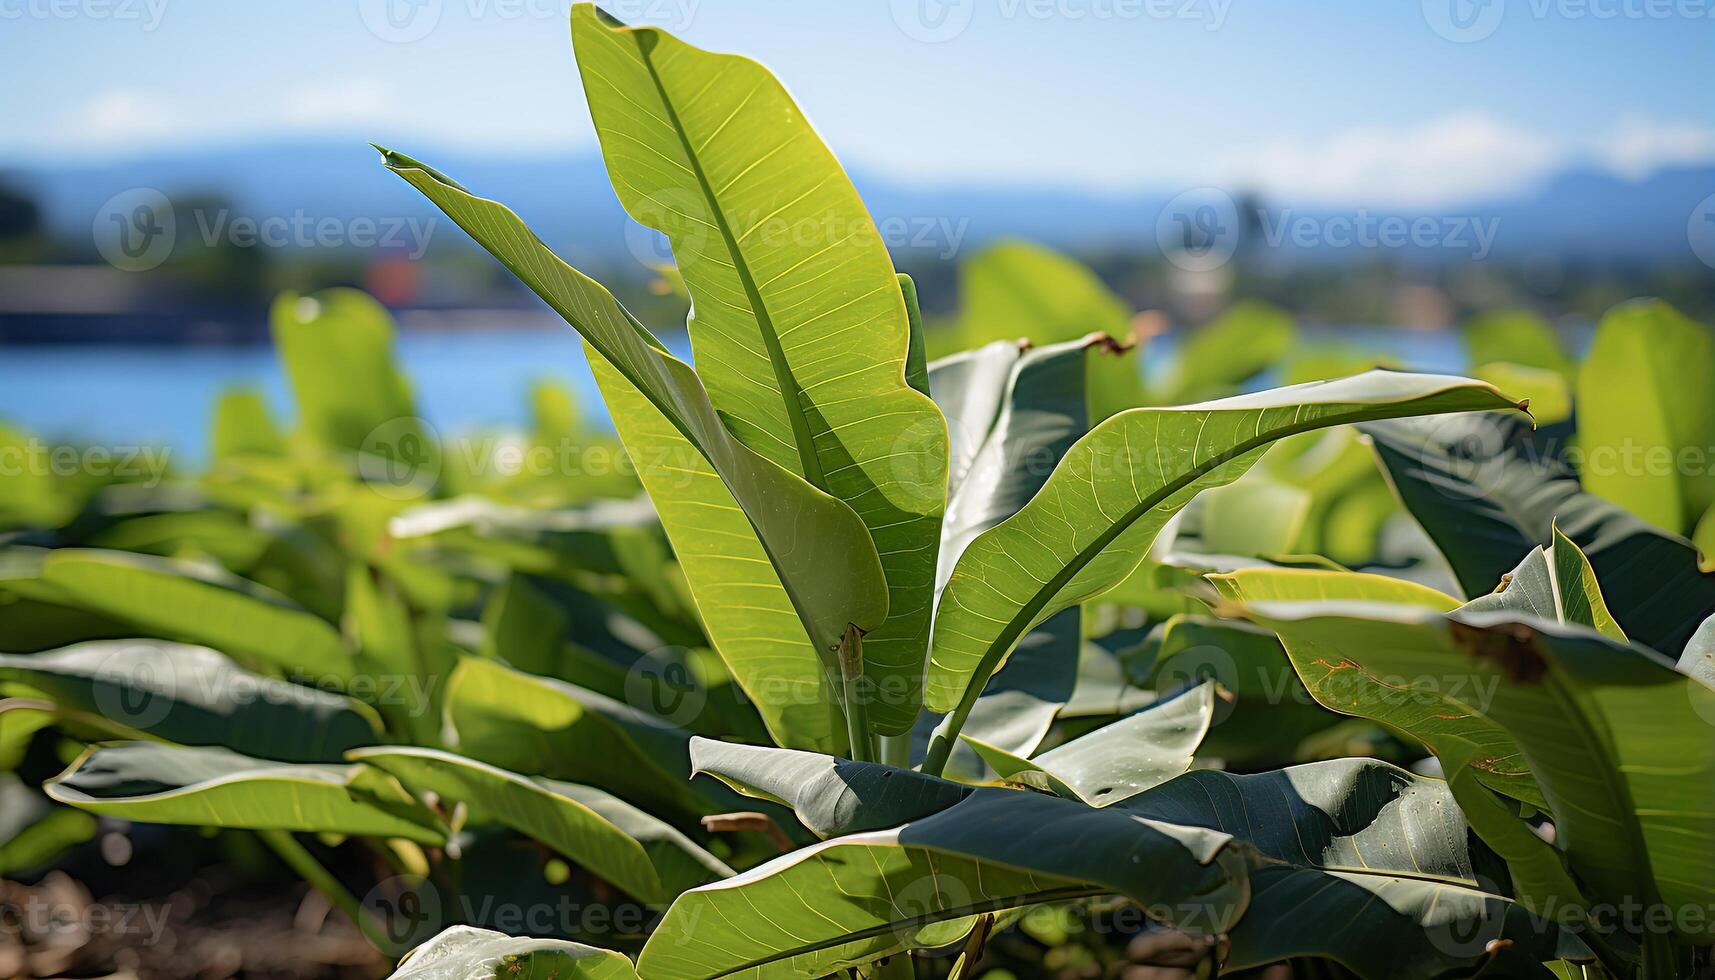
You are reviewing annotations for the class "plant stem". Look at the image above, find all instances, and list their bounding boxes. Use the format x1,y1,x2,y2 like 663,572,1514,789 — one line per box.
877,732,912,768
921,700,973,777
258,829,387,950
839,624,872,762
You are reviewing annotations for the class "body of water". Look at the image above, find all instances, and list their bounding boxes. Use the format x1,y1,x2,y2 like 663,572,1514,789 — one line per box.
0,326,1474,466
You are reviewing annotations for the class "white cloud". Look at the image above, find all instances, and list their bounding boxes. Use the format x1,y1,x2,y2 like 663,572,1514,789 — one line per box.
1205,112,1715,208
1208,112,1564,208
70,89,195,147
1599,115,1715,179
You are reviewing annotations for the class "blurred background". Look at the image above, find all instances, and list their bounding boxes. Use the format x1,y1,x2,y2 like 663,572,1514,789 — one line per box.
2,0,1712,462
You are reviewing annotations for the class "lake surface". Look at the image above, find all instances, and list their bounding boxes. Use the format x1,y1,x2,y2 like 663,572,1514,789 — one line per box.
0,326,1474,465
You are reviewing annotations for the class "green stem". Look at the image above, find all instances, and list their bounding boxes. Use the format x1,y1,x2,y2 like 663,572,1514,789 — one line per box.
922,703,971,777
258,829,387,950
839,624,872,763
877,732,912,768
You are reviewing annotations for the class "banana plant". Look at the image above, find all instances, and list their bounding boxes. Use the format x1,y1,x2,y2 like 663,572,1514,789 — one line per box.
26,5,1709,980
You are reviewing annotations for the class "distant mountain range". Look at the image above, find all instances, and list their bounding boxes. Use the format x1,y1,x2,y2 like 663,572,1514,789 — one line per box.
7,141,1711,266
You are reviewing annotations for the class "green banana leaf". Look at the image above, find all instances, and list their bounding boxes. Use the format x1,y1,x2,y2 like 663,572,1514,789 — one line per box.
350,746,730,902
637,786,1248,979
1462,309,1572,380
3,547,351,679
0,640,379,763
385,925,638,980
925,372,1523,768
1575,300,1715,533
1145,615,1343,765
378,147,890,748
688,737,970,838
1364,412,1715,653
640,758,1572,980
589,356,847,752
46,742,445,844
1462,524,1626,641
962,682,1214,806
1245,601,1715,965
919,338,1096,771
1207,566,1459,609
927,240,1143,421
443,656,730,821
571,5,947,736
270,287,428,460
210,388,286,460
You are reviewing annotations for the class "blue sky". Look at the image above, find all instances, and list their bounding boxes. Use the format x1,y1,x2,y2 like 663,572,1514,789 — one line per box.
2,0,1710,205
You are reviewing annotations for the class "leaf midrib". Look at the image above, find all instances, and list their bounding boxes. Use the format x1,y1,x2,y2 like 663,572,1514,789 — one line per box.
704,884,1102,977
941,402,1458,713
630,30,827,492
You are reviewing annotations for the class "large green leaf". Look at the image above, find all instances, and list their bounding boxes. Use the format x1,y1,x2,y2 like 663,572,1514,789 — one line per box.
963,682,1214,807
1576,300,1715,533
46,742,445,843
1246,602,1715,962
386,925,638,980
688,737,970,838
920,338,1096,770
640,759,1570,980
1462,309,1572,379
590,357,846,752
270,288,425,458
1145,615,1343,765
1208,566,1459,611
571,5,947,736
443,657,729,821
378,149,889,740
0,640,378,763
637,786,1249,979
1462,525,1626,642
1365,412,1715,652
924,372,1523,768
930,240,1143,420
4,548,351,679
351,747,729,902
